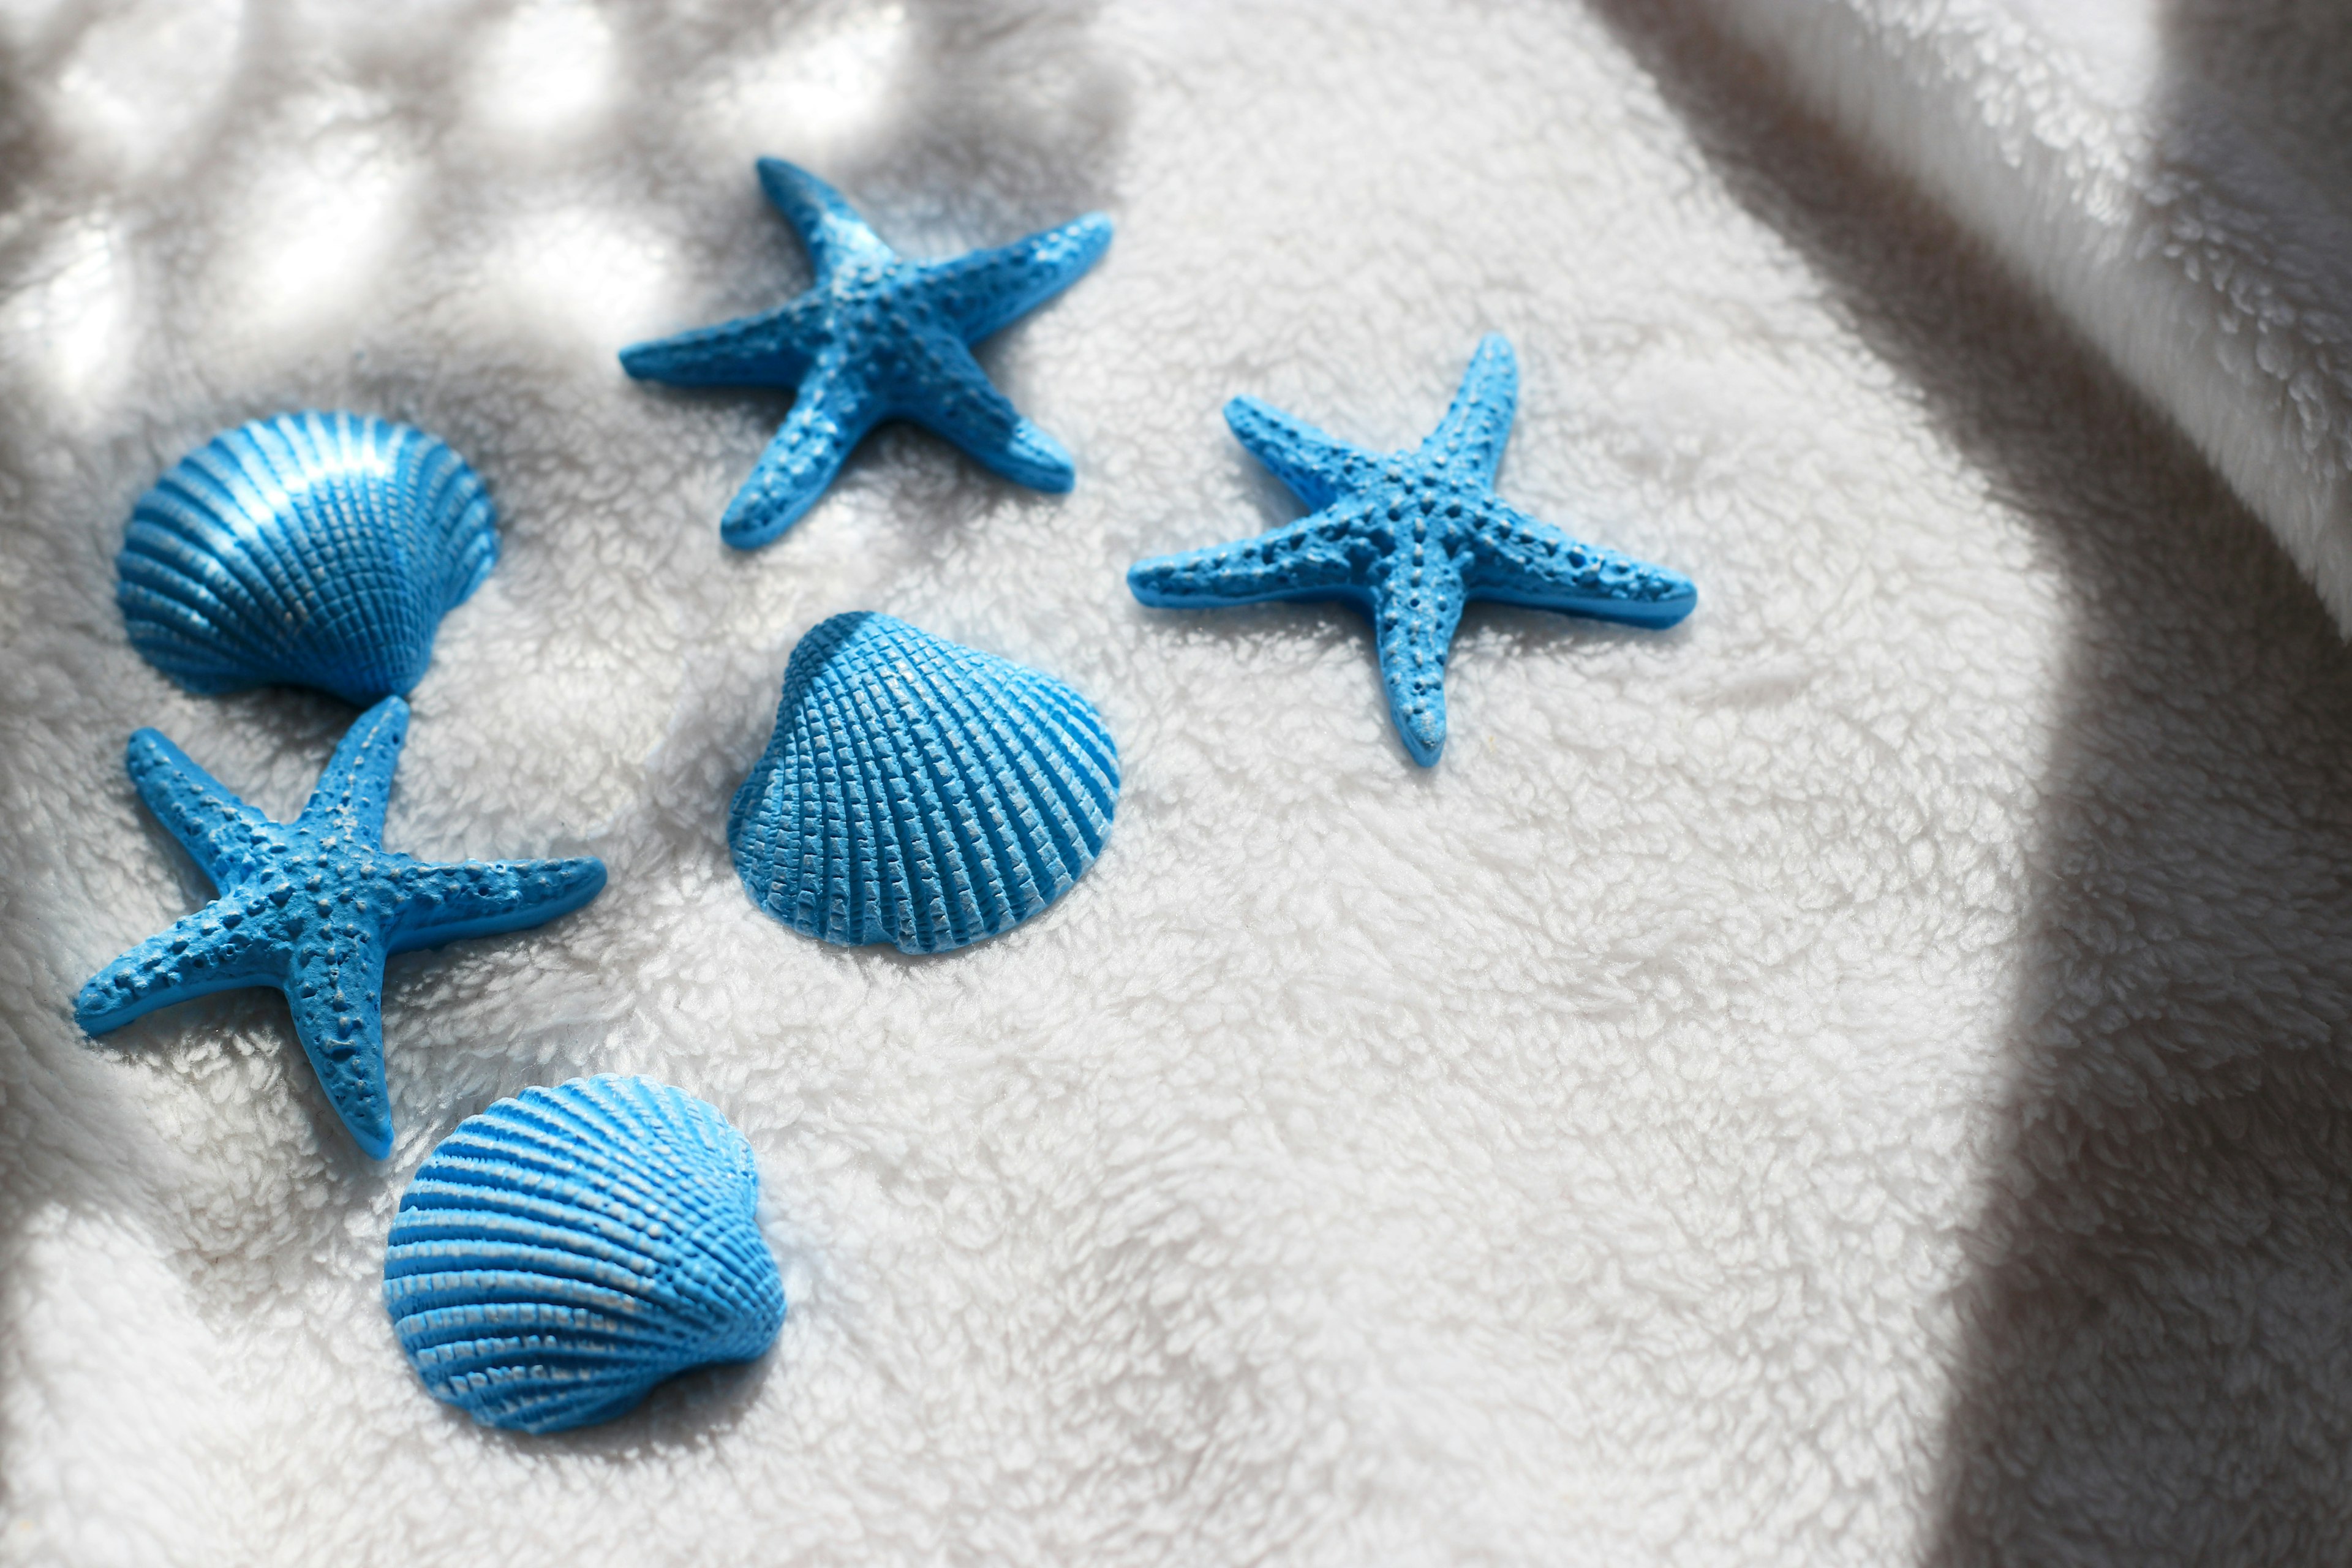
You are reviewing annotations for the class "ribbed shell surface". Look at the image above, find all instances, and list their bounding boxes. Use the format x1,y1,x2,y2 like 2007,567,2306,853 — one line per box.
382,1076,785,1435
117,412,497,705
729,612,1120,954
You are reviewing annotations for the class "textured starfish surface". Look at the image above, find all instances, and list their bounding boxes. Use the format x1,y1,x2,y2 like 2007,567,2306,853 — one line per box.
75,697,606,1158
620,158,1112,549
1128,334,1697,766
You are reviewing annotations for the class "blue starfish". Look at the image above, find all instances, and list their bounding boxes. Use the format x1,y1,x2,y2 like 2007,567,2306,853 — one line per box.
620,159,1113,549
1128,335,1697,766
75,697,606,1158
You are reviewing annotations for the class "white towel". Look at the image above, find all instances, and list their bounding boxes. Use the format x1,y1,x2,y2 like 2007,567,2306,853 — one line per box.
4,2,2349,1562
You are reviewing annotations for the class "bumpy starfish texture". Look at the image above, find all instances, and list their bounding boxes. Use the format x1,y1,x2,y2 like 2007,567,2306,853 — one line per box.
620,159,1112,549
1128,335,1697,766
75,698,606,1158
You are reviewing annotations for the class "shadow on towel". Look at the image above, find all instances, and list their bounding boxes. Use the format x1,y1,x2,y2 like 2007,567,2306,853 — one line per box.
1595,3,2352,1561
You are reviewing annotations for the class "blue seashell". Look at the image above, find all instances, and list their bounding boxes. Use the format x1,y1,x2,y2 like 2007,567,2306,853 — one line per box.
383,1075,786,1435
729,612,1119,954
118,412,498,706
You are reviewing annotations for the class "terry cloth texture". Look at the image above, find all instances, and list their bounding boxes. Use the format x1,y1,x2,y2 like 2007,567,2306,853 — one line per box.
6,1,2352,1563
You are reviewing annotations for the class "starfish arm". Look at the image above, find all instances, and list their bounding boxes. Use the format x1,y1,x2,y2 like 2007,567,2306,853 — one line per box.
928,212,1114,343
1127,513,1371,608
389,856,607,953
1224,397,1373,511
1466,507,1698,630
74,901,283,1033
1370,560,1469,767
618,299,823,390
718,357,886,549
756,158,897,282
284,935,394,1158
900,336,1077,492
296,696,409,841
1417,334,1519,484
122,729,276,891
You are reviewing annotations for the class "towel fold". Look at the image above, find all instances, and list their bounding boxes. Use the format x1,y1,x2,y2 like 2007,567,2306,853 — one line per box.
1698,0,2352,632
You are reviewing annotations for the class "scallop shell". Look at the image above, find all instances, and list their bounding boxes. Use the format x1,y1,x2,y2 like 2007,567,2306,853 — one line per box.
117,412,498,705
729,611,1120,954
382,1075,785,1435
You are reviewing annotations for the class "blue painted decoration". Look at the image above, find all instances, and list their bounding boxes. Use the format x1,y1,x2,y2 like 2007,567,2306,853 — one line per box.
729,612,1118,953
74,697,606,1158
384,1074,785,1435
620,159,1112,549
117,412,498,706
1128,335,1697,766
